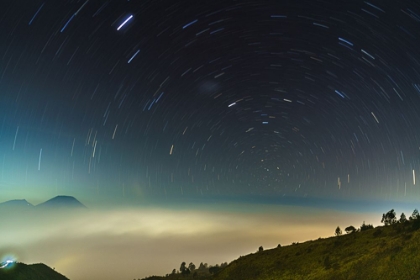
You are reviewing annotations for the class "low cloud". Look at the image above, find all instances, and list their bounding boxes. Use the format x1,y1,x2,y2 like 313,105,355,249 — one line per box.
0,204,379,280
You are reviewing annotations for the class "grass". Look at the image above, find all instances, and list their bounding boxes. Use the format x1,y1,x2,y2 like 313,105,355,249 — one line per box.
144,221,420,280
215,222,420,280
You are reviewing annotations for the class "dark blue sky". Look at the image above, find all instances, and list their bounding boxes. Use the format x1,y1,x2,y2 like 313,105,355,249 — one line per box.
1,0,420,204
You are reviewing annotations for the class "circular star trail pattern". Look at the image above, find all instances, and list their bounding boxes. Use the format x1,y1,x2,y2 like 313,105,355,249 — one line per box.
1,0,420,200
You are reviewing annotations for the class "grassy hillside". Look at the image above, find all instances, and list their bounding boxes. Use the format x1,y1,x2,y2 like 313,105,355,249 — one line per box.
142,267,214,280
143,220,420,280
214,222,420,280
0,262,69,280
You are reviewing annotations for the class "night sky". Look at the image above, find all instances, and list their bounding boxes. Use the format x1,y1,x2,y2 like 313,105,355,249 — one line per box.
2,0,420,203
3,1,420,279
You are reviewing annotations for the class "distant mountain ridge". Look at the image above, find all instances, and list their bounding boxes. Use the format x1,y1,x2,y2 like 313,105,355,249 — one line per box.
0,195,86,210
0,261,69,280
0,199,34,208
36,195,86,209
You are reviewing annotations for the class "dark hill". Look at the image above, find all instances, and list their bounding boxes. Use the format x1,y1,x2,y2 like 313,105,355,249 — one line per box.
143,221,420,280
0,200,34,213
0,199,34,208
214,222,420,280
36,195,86,209
0,262,69,280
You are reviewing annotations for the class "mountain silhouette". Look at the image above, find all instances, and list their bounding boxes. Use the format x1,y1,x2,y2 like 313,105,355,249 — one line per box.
0,199,34,213
0,196,86,212
0,261,69,280
36,195,86,209
0,199,34,208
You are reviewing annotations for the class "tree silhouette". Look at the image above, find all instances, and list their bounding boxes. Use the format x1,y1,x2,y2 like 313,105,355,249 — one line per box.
410,209,420,229
360,221,374,231
410,209,419,221
345,225,356,234
180,262,187,274
400,213,407,223
188,262,196,272
381,209,397,225
198,262,208,270
258,246,264,252
335,226,342,236
209,265,220,275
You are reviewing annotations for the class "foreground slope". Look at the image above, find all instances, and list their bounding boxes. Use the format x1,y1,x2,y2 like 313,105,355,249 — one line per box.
214,223,420,280
0,262,69,280
144,222,420,280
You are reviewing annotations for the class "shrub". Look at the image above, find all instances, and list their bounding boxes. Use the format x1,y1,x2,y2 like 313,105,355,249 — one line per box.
335,226,342,236
373,228,382,237
412,218,420,230
381,209,397,225
360,221,374,231
345,225,357,234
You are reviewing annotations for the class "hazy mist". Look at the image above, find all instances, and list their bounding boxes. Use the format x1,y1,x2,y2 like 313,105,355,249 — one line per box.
0,202,385,280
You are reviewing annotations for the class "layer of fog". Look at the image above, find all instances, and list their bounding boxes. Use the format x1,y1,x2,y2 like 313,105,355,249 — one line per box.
0,204,382,280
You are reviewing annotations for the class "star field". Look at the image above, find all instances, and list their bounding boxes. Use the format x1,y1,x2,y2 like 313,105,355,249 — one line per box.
1,0,420,202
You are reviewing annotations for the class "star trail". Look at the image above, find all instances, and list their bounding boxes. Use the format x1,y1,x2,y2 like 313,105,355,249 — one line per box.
1,0,420,203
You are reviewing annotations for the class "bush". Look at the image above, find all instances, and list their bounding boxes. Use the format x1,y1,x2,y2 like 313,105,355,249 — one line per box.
412,218,420,230
345,225,357,234
335,226,342,236
360,222,374,231
373,228,382,237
